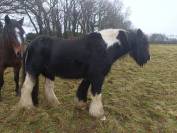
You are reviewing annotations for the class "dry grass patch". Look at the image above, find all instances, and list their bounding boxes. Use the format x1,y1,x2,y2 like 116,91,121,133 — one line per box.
0,45,177,132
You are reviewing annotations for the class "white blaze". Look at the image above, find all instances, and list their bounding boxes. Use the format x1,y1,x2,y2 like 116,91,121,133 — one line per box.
99,29,124,48
15,27,22,44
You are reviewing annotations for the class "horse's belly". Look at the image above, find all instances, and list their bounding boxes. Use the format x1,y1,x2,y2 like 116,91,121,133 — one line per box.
57,72,83,79
50,61,87,79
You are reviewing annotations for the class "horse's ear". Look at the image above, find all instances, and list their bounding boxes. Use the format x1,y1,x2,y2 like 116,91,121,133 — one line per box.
137,29,143,37
18,17,24,26
5,15,11,25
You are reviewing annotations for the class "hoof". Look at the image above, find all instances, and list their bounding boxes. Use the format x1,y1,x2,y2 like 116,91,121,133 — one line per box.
18,99,34,109
18,103,34,110
47,98,60,107
89,94,105,119
100,116,106,121
89,106,105,119
51,101,60,107
74,97,87,110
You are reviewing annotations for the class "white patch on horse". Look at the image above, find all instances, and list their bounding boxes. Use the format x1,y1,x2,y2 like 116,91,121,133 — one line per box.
99,29,124,48
15,27,22,44
44,78,60,107
18,73,35,109
89,93,106,120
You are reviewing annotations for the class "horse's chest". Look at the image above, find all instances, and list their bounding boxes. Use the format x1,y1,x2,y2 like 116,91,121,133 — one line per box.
6,58,20,67
0,53,20,67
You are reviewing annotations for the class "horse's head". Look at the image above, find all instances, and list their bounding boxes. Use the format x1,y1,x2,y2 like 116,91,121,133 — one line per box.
4,15,25,59
129,29,150,66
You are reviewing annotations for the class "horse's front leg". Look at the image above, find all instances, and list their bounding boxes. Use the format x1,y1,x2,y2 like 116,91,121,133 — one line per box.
0,67,4,101
75,79,90,110
18,73,36,109
13,65,21,96
89,76,106,120
44,78,60,107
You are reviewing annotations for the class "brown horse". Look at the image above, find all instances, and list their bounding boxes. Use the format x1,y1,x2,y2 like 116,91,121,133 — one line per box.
0,15,25,100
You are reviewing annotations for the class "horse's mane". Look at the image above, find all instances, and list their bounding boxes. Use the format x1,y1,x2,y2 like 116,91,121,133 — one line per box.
37,33,96,42
0,33,3,48
67,32,103,42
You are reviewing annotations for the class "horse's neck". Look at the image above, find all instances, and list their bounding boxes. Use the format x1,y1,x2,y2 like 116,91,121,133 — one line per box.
107,43,130,64
0,35,14,54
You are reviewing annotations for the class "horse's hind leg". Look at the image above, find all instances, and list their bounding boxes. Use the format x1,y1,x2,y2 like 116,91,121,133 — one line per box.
44,78,60,107
0,68,4,101
18,73,36,109
32,77,39,106
13,66,21,96
75,79,90,110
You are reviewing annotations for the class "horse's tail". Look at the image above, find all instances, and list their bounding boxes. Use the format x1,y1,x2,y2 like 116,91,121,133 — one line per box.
19,46,27,91
32,77,39,106
20,44,29,88
20,45,39,106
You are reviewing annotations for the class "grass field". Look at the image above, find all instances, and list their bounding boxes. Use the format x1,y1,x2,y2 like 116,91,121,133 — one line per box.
0,45,177,133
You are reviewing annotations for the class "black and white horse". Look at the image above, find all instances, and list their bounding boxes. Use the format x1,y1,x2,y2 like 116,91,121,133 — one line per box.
18,28,150,120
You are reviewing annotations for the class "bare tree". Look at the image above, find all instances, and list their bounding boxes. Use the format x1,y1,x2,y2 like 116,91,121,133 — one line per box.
2,0,131,38
96,0,131,30
0,0,19,14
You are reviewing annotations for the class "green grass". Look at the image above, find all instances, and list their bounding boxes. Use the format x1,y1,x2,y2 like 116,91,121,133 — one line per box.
1,44,177,132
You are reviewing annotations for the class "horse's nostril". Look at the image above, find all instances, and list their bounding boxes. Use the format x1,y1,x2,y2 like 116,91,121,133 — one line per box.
16,52,21,59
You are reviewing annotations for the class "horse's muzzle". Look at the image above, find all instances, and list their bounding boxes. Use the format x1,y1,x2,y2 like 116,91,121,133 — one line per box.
16,52,22,60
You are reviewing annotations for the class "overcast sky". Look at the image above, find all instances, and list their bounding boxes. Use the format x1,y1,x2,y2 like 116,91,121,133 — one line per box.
123,0,177,35
21,0,177,35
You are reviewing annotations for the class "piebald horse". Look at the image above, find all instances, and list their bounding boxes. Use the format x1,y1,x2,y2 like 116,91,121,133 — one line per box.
19,29,150,120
